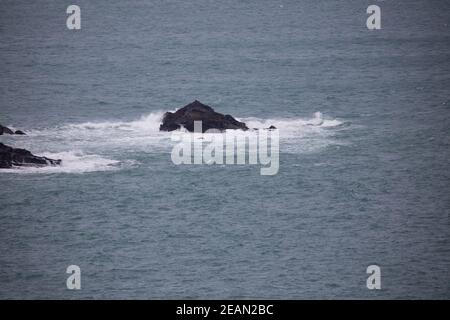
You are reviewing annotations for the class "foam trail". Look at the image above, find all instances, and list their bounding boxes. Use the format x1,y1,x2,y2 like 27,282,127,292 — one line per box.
243,112,341,130
27,111,167,137
1,111,347,174
1,150,128,174
168,112,346,154
27,111,342,139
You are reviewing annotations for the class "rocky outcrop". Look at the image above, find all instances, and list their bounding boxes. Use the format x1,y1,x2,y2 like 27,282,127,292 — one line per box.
0,124,14,135
0,143,61,169
0,124,26,135
159,100,249,132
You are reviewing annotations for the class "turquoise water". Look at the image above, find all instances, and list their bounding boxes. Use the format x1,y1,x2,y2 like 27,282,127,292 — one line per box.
0,0,449,298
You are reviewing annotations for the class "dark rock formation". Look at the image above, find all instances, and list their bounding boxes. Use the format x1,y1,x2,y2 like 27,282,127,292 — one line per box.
252,125,277,131
159,100,249,132
0,143,61,169
0,124,14,135
0,124,26,135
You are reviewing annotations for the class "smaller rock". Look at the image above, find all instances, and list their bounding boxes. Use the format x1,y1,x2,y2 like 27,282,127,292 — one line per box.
0,124,26,135
252,126,276,131
0,143,62,169
0,124,14,135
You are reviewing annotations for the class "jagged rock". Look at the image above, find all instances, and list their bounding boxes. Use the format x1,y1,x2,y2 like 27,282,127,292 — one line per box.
159,100,248,132
0,124,26,135
0,124,14,135
0,143,61,169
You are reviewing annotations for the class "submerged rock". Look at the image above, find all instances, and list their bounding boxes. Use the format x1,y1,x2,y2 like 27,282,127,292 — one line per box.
159,100,249,132
0,124,26,135
0,143,61,169
252,125,277,131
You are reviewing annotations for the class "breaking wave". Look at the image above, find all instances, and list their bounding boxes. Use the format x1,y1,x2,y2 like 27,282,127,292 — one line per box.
27,110,345,140
2,111,348,174
1,150,135,174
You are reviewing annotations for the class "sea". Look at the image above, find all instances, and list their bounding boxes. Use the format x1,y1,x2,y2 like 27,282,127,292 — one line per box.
0,0,449,299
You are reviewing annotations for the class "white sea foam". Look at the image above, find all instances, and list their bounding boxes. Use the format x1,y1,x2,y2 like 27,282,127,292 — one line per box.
27,110,343,139
1,150,129,174
242,111,343,135
64,111,166,133
2,111,346,174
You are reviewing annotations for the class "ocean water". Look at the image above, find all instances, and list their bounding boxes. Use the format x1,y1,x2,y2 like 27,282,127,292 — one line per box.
0,0,449,299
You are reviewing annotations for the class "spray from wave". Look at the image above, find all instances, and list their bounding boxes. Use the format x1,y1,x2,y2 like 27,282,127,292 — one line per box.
28,111,344,139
